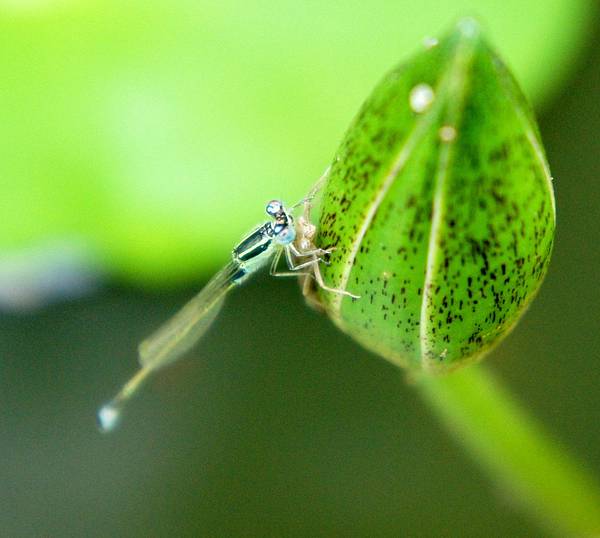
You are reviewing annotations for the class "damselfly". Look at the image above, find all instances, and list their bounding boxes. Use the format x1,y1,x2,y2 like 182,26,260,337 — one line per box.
97,169,358,432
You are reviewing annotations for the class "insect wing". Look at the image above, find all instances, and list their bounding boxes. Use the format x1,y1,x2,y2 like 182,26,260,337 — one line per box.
138,260,240,371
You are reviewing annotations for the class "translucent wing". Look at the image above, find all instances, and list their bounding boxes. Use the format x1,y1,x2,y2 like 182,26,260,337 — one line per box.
138,260,239,371
97,261,240,432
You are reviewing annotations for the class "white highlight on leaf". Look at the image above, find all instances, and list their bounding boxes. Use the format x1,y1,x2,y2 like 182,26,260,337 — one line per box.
409,83,435,113
420,35,476,369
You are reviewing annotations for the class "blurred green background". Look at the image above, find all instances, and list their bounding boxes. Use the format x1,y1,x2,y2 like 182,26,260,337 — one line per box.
1,1,599,536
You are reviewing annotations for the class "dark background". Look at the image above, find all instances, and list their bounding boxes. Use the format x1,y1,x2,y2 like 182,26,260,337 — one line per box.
1,7,599,538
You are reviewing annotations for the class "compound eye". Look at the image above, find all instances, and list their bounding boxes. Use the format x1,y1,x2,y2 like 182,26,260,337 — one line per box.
266,200,283,216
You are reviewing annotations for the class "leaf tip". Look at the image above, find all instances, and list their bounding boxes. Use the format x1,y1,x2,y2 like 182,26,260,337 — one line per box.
455,17,483,41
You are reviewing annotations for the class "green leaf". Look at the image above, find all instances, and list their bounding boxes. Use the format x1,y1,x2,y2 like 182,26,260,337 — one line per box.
314,19,555,372
0,0,589,284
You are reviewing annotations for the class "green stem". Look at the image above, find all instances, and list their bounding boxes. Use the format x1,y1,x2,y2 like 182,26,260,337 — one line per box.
416,364,600,537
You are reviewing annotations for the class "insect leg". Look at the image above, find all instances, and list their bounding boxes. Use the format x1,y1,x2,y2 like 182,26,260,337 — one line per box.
285,245,327,272
271,269,312,278
288,241,332,261
310,260,361,299
270,246,313,278
269,247,284,276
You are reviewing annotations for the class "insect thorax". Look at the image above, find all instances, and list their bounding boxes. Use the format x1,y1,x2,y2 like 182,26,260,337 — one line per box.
233,223,275,265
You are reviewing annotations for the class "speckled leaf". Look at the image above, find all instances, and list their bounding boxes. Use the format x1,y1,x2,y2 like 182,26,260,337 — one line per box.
313,20,555,373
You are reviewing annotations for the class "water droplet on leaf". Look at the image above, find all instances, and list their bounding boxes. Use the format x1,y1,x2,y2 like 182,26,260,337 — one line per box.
423,36,439,49
439,125,457,142
409,83,435,113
